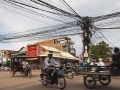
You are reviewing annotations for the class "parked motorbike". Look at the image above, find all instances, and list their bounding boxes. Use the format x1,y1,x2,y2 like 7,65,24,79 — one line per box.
61,66,74,79
40,65,66,89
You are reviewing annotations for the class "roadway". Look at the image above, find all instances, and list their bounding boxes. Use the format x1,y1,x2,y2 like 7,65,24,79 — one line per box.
0,70,120,90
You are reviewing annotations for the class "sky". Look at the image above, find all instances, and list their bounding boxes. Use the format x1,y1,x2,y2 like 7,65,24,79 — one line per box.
0,0,120,56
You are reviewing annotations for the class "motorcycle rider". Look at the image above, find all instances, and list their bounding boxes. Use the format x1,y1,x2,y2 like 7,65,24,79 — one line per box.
44,51,59,83
22,59,28,76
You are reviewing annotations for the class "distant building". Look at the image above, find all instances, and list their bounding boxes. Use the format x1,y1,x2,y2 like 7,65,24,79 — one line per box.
0,50,18,64
9,37,77,69
38,37,76,56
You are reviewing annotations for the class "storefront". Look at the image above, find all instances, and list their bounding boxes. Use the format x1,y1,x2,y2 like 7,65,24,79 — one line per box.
27,44,40,69
39,45,79,66
27,44,79,69
27,57,40,69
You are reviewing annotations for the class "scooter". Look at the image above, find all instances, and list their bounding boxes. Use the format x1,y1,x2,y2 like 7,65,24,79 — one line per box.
61,66,74,79
40,65,66,89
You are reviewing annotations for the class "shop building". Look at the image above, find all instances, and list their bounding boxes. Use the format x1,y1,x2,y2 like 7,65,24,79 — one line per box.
27,43,78,69
39,37,76,56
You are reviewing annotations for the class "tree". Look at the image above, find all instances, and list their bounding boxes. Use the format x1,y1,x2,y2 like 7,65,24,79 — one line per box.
90,41,113,61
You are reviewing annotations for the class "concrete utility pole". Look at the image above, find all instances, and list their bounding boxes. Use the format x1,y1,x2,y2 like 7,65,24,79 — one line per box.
80,16,92,63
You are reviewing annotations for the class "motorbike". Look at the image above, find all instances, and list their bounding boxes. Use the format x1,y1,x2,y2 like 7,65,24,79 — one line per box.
61,65,74,79
40,65,66,89
22,65,32,78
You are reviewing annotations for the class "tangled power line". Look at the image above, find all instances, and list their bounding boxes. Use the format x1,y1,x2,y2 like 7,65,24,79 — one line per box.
0,0,120,47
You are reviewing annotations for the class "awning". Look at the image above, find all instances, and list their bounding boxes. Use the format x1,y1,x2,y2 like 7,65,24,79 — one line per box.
27,58,38,60
15,51,27,56
39,54,79,60
60,52,79,60
39,54,47,57
41,45,60,52
39,54,61,58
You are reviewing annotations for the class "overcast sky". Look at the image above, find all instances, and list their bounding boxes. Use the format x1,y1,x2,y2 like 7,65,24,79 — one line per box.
0,0,120,56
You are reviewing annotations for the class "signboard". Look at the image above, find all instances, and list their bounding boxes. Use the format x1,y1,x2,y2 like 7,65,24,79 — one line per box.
84,53,88,57
79,54,83,63
27,46,37,57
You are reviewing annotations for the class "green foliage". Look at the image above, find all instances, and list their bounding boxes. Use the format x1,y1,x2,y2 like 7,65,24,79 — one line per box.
90,41,113,61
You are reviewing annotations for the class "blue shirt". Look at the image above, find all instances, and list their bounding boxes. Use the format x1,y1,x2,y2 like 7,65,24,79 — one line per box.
83,62,86,66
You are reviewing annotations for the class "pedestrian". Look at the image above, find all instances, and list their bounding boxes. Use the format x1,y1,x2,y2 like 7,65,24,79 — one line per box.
96,58,105,72
82,60,86,72
61,58,67,76
75,63,79,72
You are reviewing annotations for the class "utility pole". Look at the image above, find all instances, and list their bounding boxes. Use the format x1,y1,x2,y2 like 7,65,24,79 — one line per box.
80,16,92,64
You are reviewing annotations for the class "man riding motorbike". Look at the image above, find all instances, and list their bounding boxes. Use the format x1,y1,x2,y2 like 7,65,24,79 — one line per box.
44,51,59,83
22,60,28,76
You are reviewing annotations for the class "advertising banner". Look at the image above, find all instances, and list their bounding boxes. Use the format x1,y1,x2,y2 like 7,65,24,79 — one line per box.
27,45,37,57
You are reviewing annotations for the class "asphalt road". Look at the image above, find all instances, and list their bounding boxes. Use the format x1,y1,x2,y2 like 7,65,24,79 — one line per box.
0,70,120,90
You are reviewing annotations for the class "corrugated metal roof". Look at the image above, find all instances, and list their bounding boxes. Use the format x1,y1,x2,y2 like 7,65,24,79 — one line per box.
39,45,78,60
19,47,27,52
39,51,79,60
41,45,60,52
39,54,47,57
60,52,78,60
39,54,62,58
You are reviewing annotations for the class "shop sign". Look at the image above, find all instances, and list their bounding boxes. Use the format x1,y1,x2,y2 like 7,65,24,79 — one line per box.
27,46,37,57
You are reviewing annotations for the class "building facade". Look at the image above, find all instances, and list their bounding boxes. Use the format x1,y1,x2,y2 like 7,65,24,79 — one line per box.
26,43,78,69
39,37,76,56
0,50,18,66
27,44,41,69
